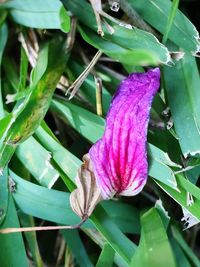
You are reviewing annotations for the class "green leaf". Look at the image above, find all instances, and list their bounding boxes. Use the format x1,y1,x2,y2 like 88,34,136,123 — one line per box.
148,143,179,189
91,206,136,264
102,201,140,234
19,213,43,267
2,57,19,91
156,174,200,222
31,43,49,85
18,46,29,92
36,124,80,184
0,10,7,26
162,0,180,44
131,208,176,267
61,229,93,267
64,0,170,66
0,0,70,32
16,136,59,188
0,22,7,63
0,168,9,224
0,195,28,267
170,238,192,267
127,0,200,53
171,226,200,267
163,53,200,157
96,243,115,267
0,37,68,169
11,169,88,226
51,99,104,143
0,22,8,117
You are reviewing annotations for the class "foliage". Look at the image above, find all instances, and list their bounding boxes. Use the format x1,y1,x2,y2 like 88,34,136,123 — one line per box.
0,0,200,266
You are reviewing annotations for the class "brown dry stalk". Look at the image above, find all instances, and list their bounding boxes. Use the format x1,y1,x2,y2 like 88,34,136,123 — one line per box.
66,50,102,99
0,217,87,234
95,77,103,116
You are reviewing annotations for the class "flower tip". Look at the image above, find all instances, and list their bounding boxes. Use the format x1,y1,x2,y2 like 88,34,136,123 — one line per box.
148,67,160,78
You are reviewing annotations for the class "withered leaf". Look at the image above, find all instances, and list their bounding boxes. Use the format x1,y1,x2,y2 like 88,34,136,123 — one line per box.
70,154,102,220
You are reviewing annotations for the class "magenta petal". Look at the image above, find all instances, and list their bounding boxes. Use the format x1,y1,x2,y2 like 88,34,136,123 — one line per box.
89,68,160,199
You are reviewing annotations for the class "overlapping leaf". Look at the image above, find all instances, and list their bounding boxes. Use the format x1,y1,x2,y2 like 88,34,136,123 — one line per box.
0,0,70,32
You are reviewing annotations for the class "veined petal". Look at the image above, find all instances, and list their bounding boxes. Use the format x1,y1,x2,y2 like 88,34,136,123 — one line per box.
89,68,160,199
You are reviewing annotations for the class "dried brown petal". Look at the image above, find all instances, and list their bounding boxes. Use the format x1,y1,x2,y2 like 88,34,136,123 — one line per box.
70,154,102,219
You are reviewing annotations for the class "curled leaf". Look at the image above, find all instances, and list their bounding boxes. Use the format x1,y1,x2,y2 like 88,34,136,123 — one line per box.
70,154,102,219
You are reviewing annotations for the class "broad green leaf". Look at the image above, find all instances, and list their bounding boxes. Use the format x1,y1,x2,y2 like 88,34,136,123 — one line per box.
148,144,178,189
0,195,28,267
126,0,200,53
51,99,179,189
164,53,200,157
51,99,104,143
0,0,70,32
96,243,115,267
185,158,200,184
36,124,80,183
0,37,68,169
0,167,8,224
16,136,59,188
80,26,170,66
102,201,140,234
91,206,136,264
64,0,170,66
11,170,87,226
84,228,129,267
62,229,93,267
131,208,176,267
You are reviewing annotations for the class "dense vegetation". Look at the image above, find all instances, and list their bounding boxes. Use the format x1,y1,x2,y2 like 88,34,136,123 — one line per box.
0,0,200,266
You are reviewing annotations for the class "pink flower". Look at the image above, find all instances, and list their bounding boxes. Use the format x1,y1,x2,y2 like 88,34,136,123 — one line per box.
89,68,160,199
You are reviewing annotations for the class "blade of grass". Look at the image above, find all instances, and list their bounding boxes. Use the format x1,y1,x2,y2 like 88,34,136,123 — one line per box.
61,229,94,267
131,208,176,267
162,0,180,44
0,37,68,170
96,243,115,267
0,168,8,224
19,213,44,267
163,52,200,157
0,195,28,267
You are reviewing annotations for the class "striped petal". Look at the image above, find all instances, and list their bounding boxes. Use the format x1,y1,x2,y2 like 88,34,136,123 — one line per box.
89,68,160,199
